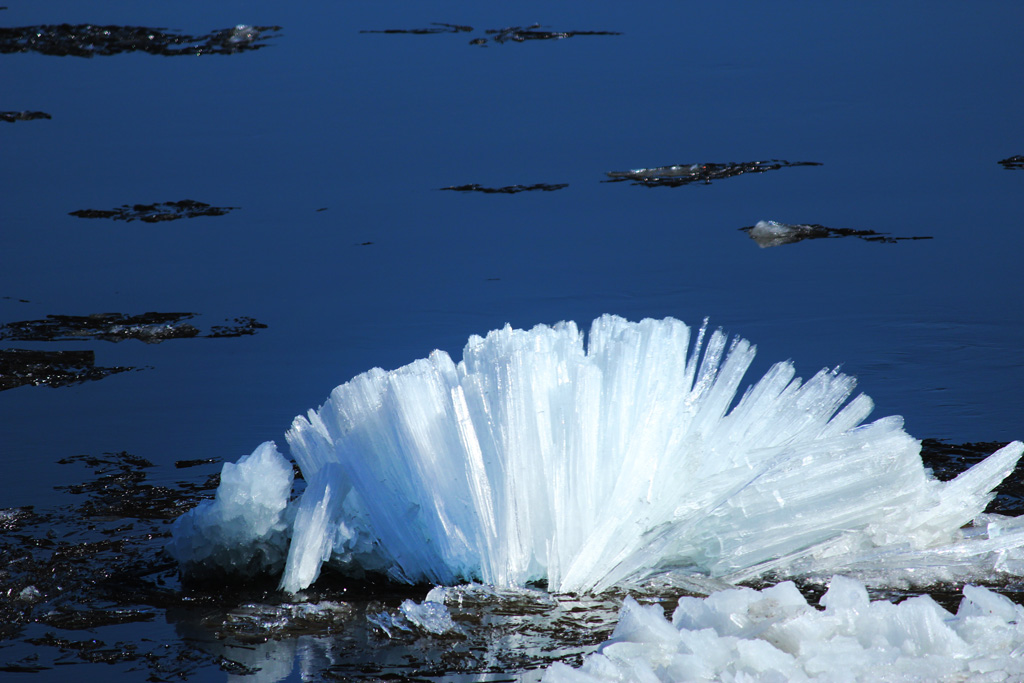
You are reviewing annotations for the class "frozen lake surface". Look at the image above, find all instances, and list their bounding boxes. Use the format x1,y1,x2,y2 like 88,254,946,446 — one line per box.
2,1,1023,680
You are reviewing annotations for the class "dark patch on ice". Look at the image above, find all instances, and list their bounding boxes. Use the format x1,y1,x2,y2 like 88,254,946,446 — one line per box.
442,182,569,194
0,312,266,344
740,220,934,248
0,349,133,391
998,155,1024,170
0,110,51,123
360,22,621,46
604,160,821,187
0,24,281,58
69,199,237,223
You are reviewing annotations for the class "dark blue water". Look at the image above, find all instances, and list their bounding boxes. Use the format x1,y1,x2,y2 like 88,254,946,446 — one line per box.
2,1,1023,678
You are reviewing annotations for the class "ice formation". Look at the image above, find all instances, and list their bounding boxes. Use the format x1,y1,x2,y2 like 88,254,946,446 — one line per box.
168,442,294,578
169,315,1024,594
543,575,1024,682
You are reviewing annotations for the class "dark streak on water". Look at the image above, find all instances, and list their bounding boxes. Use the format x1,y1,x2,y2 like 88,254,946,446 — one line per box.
69,200,238,223
1,110,51,123
360,23,621,46
441,183,569,194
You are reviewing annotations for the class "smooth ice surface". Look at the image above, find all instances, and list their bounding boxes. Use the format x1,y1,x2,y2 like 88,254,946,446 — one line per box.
171,315,1024,593
543,575,1024,682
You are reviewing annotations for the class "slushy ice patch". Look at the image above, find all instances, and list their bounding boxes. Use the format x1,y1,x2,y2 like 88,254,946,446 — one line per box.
169,315,1024,594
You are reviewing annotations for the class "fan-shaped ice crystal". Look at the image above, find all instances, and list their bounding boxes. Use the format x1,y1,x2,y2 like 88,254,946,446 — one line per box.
170,315,1024,594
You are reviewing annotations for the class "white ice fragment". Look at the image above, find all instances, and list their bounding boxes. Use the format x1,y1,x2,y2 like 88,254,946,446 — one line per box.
17,585,41,603
399,597,460,635
546,576,1024,682
746,219,828,248
168,441,293,578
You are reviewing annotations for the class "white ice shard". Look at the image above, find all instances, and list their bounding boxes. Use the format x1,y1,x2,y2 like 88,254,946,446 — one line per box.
170,315,1024,594
542,575,1024,682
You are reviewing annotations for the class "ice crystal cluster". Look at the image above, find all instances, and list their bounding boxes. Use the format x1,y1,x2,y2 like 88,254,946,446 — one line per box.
168,315,1024,594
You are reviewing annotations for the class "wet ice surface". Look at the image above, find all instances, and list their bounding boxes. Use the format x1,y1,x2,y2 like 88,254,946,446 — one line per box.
0,24,281,57
741,220,934,248
1,441,1023,680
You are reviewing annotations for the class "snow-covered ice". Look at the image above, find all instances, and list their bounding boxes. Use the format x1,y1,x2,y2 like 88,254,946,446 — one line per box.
170,315,1024,595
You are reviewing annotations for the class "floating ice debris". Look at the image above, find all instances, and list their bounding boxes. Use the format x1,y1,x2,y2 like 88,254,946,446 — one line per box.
0,24,281,57
69,199,237,223
998,155,1024,170
741,220,933,248
0,110,51,123
605,160,821,187
544,575,1024,682
0,312,266,344
370,593,462,638
399,594,461,635
170,315,1024,595
442,183,569,194
0,348,132,391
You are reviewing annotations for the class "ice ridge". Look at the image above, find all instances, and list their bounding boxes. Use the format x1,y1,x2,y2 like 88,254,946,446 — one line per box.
169,315,1024,593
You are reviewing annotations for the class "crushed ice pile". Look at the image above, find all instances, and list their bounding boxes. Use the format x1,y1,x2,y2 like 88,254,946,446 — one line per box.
168,315,1024,594
543,576,1024,682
